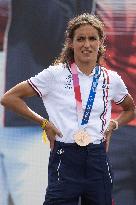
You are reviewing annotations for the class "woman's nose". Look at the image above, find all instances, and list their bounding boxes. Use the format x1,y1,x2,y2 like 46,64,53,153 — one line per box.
84,39,90,47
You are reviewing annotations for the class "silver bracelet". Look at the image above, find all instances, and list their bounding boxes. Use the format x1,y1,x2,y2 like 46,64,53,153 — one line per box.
110,119,118,130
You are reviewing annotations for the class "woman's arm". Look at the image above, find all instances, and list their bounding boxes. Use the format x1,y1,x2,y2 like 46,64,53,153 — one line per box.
115,94,135,126
0,81,44,125
0,81,63,149
105,94,135,152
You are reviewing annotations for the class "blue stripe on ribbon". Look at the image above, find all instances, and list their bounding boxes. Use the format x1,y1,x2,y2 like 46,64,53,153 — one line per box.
81,66,101,125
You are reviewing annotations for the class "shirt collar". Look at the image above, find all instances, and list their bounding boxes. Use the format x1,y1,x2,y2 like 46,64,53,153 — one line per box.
76,64,97,77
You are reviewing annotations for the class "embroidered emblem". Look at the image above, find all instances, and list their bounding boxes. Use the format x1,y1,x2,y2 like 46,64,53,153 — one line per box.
65,75,72,89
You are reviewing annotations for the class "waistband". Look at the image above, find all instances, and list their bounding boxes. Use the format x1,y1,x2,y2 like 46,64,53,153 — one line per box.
55,140,105,148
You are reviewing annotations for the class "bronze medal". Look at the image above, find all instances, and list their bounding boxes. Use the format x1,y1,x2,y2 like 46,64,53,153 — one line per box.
74,129,91,146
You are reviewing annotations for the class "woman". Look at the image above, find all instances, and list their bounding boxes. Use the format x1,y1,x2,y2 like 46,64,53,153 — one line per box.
1,13,135,205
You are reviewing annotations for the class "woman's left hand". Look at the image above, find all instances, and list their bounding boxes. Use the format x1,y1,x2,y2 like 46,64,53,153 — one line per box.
104,121,116,152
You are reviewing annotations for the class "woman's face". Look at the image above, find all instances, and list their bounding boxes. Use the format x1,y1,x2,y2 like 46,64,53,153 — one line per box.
70,24,101,65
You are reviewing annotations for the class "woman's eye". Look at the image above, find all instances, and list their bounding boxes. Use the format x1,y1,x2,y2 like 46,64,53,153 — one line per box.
77,37,85,41
77,36,98,41
89,36,97,41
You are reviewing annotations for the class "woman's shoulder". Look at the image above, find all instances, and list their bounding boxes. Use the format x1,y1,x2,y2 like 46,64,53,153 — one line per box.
100,66,125,86
48,63,65,70
101,66,120,78
46,63,67,73
40,63,70,81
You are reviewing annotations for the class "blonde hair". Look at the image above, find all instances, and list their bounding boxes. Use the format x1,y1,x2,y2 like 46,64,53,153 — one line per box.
54,13,106,65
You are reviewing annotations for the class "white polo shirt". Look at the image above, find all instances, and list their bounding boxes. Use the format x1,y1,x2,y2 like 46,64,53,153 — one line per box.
28,63,128,143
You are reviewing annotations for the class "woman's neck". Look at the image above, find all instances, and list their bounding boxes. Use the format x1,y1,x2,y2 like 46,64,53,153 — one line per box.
75,61,97,76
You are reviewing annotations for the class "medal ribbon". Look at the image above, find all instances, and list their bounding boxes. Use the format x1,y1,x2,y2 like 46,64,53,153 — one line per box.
71,62,101,127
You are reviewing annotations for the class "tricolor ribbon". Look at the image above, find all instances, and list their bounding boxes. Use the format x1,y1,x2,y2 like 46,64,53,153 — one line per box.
70,62,101,128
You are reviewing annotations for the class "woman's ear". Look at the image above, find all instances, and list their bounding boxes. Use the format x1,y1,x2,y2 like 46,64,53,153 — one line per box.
67,38,73,49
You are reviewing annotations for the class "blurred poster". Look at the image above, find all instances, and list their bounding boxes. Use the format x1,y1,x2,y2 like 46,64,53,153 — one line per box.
0,0,9,51
0,154,9,205
96,0,136,125
0,1,136,205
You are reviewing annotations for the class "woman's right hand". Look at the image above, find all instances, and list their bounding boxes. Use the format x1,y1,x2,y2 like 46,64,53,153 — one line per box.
44,121,63,150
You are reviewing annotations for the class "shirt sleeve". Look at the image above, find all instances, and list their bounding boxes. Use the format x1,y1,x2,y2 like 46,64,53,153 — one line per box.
111,71,128,104
27,66,54,97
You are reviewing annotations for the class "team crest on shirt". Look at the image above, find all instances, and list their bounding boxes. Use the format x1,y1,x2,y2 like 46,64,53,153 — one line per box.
65,75,72,89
